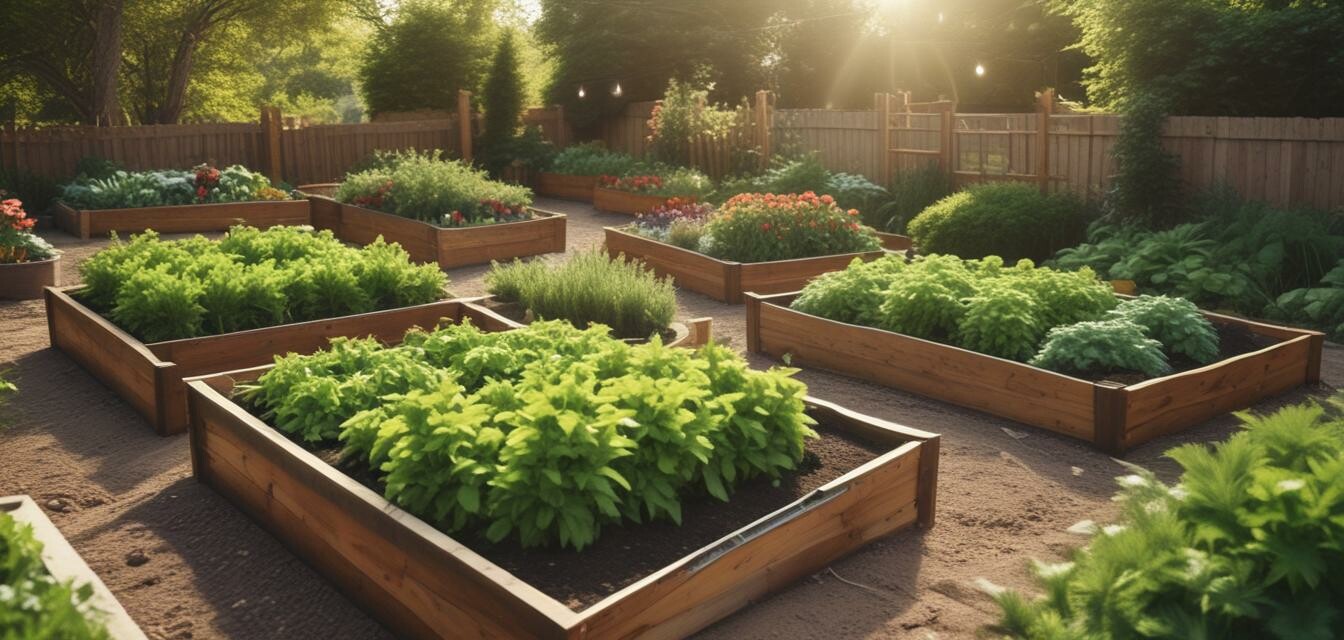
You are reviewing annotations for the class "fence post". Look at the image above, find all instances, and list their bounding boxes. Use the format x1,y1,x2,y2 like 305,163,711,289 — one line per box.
938,101,954,177
876,93,891,185
755,90,772,170
458,90,473,163
1036,88,1054,194
260,106,282,184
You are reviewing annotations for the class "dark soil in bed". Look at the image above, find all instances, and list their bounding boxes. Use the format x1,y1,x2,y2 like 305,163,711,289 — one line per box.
1083,322,1281,385
297,420,885,611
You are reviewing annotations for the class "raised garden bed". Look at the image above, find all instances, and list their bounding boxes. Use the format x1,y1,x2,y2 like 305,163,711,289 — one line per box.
535,173,598,202
0,255,60,300
307,196,567,269
593,187,681,215
52,200,310,240
474,295,713,348
746,291,1325,454
187,366,939,639
1,494,148,640
44,289,509,436
604,225,909,304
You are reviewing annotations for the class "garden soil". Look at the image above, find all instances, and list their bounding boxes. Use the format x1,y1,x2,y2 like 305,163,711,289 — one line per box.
1,199,1338,640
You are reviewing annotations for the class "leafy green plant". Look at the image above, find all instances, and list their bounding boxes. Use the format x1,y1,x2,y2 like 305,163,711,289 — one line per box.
1108,295,1219,364
336,153,533,227
78,227,447,342
957,284,1045,361
1273,260,1344,339
792,255,908,327
870,163,952,233
0,512,109,639
645,79,739,167
908,183,1087,263
699,192,881,263
986,396,1344,640
486,249,677,339
547,142,638,176
241,320,817,550
59,164,284,210
1029,319,1171,377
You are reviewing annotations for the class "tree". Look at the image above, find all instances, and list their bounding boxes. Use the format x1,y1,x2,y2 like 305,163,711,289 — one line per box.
359,0,499,117
479,31,527,174
0,0,123,124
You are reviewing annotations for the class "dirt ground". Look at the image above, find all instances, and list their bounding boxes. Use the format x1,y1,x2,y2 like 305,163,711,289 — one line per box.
1,198,1337,640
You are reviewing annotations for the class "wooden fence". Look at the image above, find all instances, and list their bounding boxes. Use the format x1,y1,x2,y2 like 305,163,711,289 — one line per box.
601,92,771,179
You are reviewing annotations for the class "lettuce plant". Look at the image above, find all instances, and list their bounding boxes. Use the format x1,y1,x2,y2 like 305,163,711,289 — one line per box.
0,513,109,639
59,164,284,209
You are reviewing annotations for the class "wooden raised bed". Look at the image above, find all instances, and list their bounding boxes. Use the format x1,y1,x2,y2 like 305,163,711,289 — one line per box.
53,200,310,239
592,187,684,215
535,173,598,202
44,288,510,436
307,197,567,269
0,256,60,300
746,291,1326,454
187,368,940,640
604,225,909,304
1,495,148,640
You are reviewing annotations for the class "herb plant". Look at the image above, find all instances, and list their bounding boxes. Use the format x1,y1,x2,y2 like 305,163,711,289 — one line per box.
987,397,1344,639
78,227,447,342
485,249,677,340
241,321,817,550
1108,295,1220,364
0,512,109,639
336,153,533,227
1029,319,1171,378
547,142,638,177
956,284,1045,361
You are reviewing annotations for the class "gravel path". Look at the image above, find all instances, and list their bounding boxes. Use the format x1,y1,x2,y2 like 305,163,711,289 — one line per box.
1,198,1337,639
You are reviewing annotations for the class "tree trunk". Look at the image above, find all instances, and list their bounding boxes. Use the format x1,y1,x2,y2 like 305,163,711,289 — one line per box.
151,31,199,124
91,0,126,125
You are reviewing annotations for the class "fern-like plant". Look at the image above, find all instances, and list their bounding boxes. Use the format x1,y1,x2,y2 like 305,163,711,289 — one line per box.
1108,295,1220,363
1029,319,1171,377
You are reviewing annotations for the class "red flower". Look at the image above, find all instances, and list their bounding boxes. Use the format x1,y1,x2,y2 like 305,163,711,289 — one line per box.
761,223,771,231
197,186,208,198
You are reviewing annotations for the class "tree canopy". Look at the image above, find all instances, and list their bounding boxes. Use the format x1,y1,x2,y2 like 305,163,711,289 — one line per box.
359,0,499,117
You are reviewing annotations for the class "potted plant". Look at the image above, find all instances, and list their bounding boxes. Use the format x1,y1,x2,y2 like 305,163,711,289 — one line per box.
605,193,909,303
592,167,712,215
0,194,61,300
54,163,305,239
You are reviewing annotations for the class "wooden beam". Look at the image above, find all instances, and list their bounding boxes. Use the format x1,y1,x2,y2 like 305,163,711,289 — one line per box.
1037,88,1054,194
458,90,473,163
876,93,891,185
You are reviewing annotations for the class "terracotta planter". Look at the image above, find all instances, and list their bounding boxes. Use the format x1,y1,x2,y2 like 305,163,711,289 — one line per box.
53,200,311,239
0,255,60,300
1,495,147,639
592,187,686,215
534,173,598,202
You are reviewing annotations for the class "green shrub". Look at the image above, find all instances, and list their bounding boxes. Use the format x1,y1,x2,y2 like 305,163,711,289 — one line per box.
700,192,881,263
548,142,638,176
908,183,1087,262
0,168,60,213
486,250,677,339
870,163,952,233
957,284,1045,361
240,320,817,550
791,255,907,327
1108,295,1219,363
1273,260,1344,339
877,277,967,341
1029,319,1171,377
78,227,447,342
987,397,1344,640
0,511,109,639
336,154,533,226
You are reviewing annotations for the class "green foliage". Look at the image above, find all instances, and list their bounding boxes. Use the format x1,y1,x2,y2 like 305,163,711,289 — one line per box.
700,192,882,263
1107,92,1183,225
0,168,59,213
1108,295,1219,364
908,182,1087,263
358,0,498,116
601,168,714,199
546,142,638,177
336,154,533,226
59,164,283,210
870,164,953,233
1029,319,1171,378
479,31,529,177
957,284,1045,362
792,256,908,327
241,320,817,550
1273,261,1344,340
77,227,447,342
646,79,739,167
485,249,677,340
0,511,109,639
988,397,1344,639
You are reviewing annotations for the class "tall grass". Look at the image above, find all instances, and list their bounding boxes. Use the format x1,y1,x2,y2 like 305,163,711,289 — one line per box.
485,250,677,339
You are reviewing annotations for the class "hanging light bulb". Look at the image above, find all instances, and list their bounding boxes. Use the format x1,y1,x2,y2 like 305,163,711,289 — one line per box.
937,11,944,23
612,83,623,97
578,85,586,99
975,63,986,77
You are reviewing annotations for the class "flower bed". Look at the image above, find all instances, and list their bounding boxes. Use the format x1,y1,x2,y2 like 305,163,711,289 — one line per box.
604,194,907,303
43,226,469,435
535,143,637,202
185,321,939,639
1,495,147,639
745,256,1324,453
1,195,61,300
592,169,710,216
55,164,300,239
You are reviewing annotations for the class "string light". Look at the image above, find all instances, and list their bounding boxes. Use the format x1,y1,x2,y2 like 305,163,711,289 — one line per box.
974,63,986,77
578,85,586,99
937,12,944,23
612,83,623,97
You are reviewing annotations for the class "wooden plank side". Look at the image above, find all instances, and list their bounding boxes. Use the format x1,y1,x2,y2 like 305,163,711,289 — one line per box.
45,287,169,428
750,295,1096,439
535,173,597,202
604,227,736,303
573,444,923,639
1122,336,1313,448
738,251,883,297
65,200,310,238
189,389,572,640
336,203,439,263
436,211,567,268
